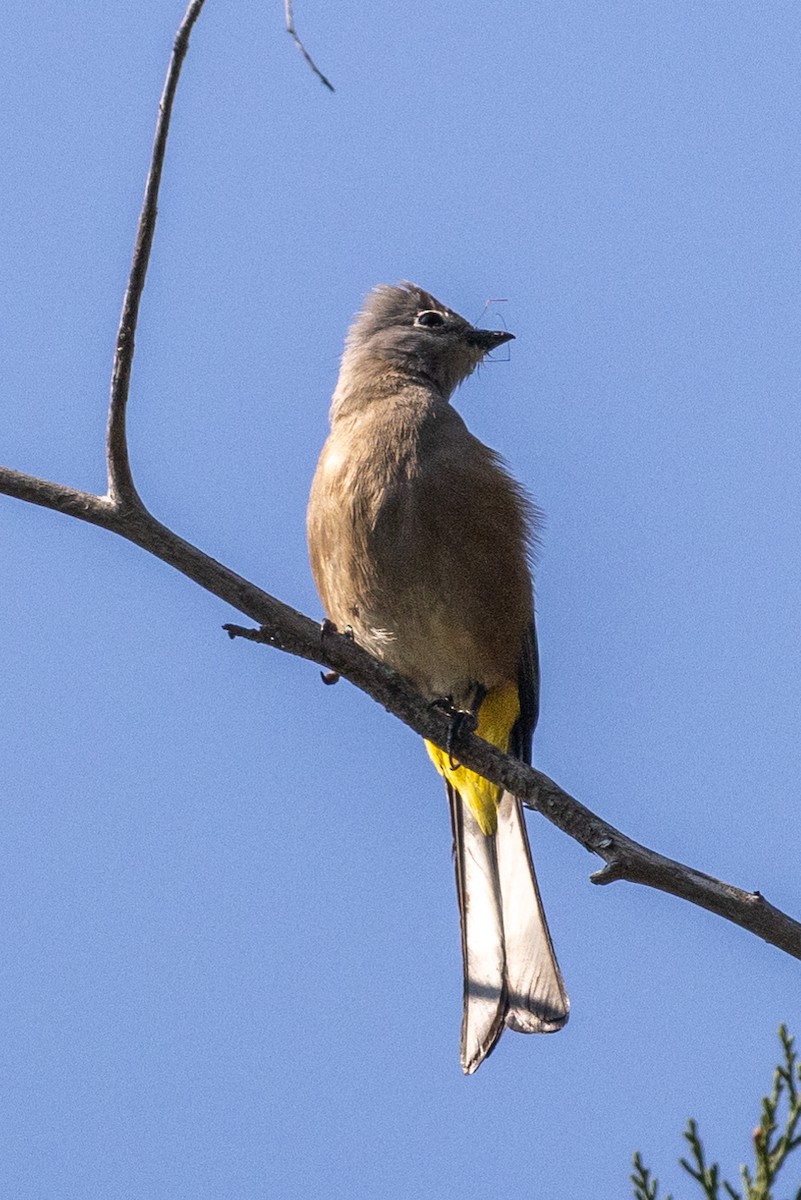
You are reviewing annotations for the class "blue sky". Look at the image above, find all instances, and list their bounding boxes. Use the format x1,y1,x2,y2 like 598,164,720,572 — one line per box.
1,1,800,1196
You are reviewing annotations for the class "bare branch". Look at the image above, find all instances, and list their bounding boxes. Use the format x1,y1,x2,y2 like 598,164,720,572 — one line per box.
2,0,799,981
106,0,208,507
284,0,335,92
0,468,116,529
223,624,801,963
2,456,800,963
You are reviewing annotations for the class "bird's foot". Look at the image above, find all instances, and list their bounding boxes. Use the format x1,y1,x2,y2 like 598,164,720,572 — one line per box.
319,619,353,685
429,696,479,770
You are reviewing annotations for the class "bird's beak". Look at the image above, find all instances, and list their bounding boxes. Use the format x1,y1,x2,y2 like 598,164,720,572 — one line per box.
467,328,515,352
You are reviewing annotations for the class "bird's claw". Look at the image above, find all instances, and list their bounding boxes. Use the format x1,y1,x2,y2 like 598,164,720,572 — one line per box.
319,619,354,685
446,708,478,770
429,697,478,771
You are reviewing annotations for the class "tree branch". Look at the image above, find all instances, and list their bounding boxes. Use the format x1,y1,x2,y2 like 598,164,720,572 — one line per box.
284,0,335,92
2,0,800,971
222,622,801,962
106,0,207,508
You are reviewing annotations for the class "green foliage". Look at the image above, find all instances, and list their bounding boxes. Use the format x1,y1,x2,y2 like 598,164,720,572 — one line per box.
632,1150,671,1200
632,1026,801,1200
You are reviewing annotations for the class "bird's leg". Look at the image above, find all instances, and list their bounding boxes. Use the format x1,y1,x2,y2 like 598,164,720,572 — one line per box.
319,619,353,686
431,684,487,770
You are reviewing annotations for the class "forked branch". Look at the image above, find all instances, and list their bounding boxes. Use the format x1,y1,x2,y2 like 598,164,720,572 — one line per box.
1,0,799,966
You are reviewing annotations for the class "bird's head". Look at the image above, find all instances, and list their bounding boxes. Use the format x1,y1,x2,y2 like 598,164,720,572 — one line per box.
340,282,514,399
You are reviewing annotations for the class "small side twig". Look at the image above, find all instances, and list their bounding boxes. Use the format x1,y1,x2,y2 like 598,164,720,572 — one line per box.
284,0,334,91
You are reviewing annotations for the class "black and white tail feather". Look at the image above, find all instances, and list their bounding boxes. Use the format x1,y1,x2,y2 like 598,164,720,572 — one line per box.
448,622,569,1074
448,788,568,1072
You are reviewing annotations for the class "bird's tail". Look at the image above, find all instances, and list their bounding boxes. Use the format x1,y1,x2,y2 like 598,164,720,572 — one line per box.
428,681,568,1071
448,786,569,1074
495,790,569,1036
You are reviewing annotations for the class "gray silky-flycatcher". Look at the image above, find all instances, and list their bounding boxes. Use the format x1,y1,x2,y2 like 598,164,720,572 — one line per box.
307,282,568,1073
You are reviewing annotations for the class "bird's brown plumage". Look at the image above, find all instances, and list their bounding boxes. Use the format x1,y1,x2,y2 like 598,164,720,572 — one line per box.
307,282,568,1072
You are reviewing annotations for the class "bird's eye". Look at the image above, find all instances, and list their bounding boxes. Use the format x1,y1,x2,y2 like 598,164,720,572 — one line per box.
415,310,446,328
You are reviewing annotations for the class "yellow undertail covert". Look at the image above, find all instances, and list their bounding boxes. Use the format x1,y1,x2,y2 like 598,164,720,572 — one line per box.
425,681,520,836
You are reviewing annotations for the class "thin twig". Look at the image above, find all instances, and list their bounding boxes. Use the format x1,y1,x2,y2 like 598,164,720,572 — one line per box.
284,0,334,91
106,0,208,507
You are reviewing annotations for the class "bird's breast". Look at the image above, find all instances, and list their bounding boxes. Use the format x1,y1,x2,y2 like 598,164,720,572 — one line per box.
307,401,532,702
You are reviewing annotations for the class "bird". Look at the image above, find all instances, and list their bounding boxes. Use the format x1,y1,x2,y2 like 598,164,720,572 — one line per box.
307,282,568,1073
